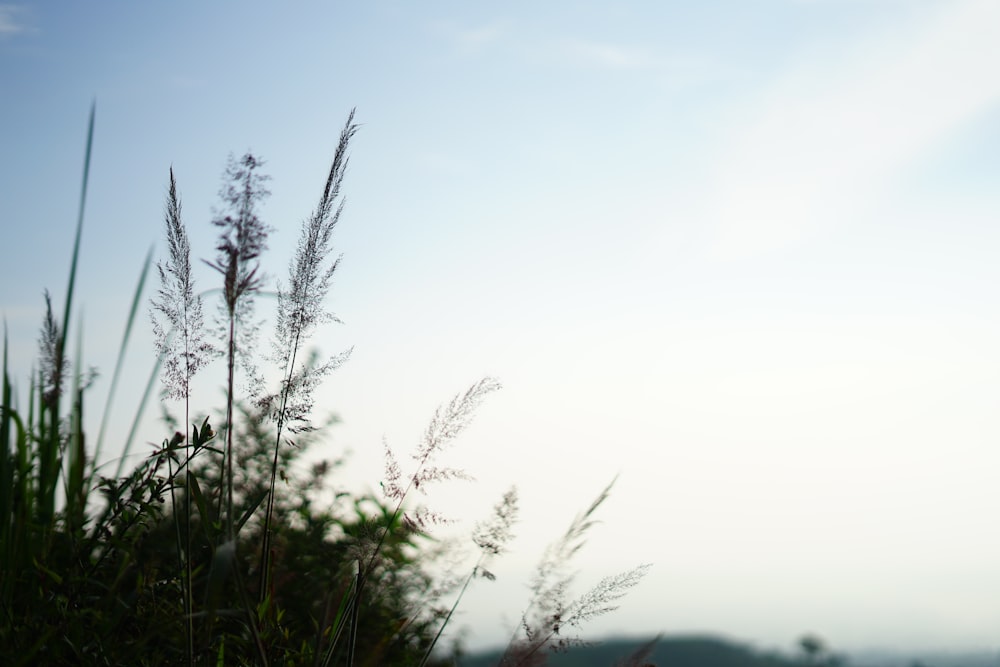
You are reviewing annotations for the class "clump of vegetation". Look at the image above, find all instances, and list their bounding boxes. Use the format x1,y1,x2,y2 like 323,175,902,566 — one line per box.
0,105,650,666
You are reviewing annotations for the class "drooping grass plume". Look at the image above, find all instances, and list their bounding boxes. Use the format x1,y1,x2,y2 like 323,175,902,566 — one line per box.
383,377,500,530
336,377,501,666
469,485,519,582
418,486,520,667
499,479,651,667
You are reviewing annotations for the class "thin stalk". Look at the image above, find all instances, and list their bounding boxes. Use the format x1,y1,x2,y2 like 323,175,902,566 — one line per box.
417,564,479,667
222,314,236,541
346,560,362,667
256,328,300,600
259,113,358,603
183,388,194,667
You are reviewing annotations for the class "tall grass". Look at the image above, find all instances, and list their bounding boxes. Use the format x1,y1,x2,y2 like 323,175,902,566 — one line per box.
0,107,652,666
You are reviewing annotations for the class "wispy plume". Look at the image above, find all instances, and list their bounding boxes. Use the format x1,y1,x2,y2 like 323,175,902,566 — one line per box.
151,168,212,401
256,112,359,601
418,486,520,667
414,377,501,471
205,152,272,539
207,152,271,313
149,167,213,663
380,377,501,556
38,290,66,408
335,378,501,663
471,485,519,566
379,378,501,530
500,479,651,666
260,110,359,428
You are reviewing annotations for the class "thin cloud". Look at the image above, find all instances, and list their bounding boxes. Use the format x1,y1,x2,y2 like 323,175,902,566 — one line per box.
456,21,508,48
0,4,28,37
433,18,731,88
557,37,656,70
708,0,1000,260
552,37,740,87
431,18,511,54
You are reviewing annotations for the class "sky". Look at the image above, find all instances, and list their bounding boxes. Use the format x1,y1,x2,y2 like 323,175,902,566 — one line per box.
3,0,1000,656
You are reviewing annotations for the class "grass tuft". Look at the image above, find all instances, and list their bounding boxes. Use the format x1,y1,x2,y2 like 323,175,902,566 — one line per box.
0,108,651,667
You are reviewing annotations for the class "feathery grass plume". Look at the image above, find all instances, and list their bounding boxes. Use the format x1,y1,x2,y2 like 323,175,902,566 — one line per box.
269,109,357,380
256,110,358,603
151,167,212,402
208,153,272,401
36,290,69,529
499,479,651,667
204,152,271,541
150,166,212,666
207,153,272,308
338,378,500,665
472,485,519,567
38,290,67,410
389,377,501,528
418,486,520,667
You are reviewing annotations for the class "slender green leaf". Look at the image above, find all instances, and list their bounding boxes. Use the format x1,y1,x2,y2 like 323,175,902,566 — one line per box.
235,489,267,534
60,100,95,349
187,470,214,543
94,245,154,470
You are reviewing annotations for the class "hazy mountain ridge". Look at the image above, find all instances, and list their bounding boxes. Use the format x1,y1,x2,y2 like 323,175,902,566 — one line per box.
457,635,1000,667
851,649,1000,667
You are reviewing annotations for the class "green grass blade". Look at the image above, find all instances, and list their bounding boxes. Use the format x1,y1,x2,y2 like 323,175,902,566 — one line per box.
187,470,215,541
38,102,96,532
113,352,162,480
94,245,154,472
60,100,95,349
235,489,267,534
64,318,86,533
0,326,14,592
320,574,358,667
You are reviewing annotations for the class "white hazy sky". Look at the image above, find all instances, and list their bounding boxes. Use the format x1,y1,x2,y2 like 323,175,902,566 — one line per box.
3,0,1000,655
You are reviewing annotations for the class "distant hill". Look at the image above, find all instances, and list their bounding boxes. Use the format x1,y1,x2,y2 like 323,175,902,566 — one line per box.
456,635,1000,667
850,650,1000,667
456,635,807,667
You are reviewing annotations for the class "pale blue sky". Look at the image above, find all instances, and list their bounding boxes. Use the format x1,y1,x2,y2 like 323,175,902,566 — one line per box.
4,0,1000,655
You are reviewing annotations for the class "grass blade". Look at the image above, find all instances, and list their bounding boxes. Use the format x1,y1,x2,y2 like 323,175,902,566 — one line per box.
61,100,95,344
94,245,154,471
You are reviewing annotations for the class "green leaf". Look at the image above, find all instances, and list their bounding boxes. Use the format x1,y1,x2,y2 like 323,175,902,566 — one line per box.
187,471,215,543
236,489,268,534
33,556,64,585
